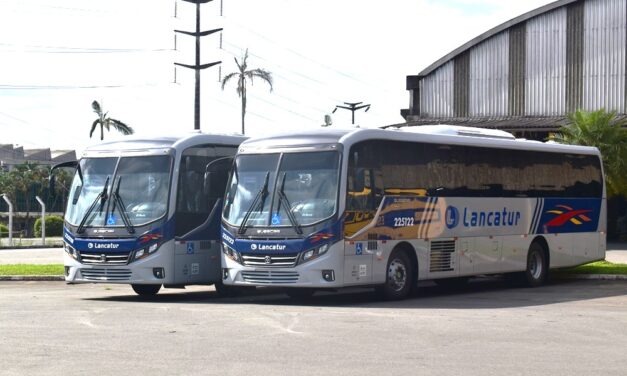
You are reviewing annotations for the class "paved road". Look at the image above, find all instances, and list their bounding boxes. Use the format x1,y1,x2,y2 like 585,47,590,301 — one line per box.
2,242,626,265
0,279,626,375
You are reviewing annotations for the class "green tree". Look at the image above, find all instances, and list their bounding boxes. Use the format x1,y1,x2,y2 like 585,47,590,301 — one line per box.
90,100,134,141
0,162,49,236
221,49,273,135
554,109,627,196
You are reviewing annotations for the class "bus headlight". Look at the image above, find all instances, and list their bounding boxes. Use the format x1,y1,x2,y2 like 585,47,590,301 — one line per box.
299,243,330,264
133,242,160,261
64,242,79,260
222,242,241,264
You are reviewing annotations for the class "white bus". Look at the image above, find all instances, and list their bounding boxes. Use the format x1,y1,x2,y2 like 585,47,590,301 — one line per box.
57,133,246,296
220,125,606,300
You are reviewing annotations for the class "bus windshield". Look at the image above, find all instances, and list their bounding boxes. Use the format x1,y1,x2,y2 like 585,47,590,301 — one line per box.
66,155,172,229
223,151,340,229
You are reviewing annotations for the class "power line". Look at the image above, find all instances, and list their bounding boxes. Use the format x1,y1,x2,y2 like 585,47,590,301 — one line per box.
0,43,171,54
222,15,395,95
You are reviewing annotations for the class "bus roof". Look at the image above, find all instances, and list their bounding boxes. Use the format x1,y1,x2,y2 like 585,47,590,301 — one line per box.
81,132,247,157
238,125,600,156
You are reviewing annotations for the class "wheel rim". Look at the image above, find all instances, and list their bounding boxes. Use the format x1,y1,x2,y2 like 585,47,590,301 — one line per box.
529,251,543,280
387,258,407,292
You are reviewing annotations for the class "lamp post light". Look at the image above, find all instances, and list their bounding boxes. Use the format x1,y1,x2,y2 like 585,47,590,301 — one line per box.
332,102,371,125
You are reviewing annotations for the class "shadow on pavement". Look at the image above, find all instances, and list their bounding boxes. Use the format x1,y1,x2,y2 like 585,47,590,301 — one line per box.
83,276,627,310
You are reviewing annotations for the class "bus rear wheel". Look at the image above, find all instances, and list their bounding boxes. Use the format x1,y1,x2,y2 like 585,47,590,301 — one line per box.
131,284,161,296
525,242,548,287
377,249,414,300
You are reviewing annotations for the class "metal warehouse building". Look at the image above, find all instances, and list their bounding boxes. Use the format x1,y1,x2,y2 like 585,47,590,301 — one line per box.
400,0,627,140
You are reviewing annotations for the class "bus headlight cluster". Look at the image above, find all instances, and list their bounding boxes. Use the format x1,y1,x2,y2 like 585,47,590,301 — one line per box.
299,243,330,265
222,242,241,264
64,242,79,260
133,242,160,261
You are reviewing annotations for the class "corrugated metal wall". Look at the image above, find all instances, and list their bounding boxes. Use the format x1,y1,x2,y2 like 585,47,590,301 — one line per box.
582,0,626,112
525,8,567,116
419,61,454,117
469,32,509,116
414,0,627,119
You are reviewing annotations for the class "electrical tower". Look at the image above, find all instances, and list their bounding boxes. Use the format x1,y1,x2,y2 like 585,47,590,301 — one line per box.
174,0,222,130
332,102,371,125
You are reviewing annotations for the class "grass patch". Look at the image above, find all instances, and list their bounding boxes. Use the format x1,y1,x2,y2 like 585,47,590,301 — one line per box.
557,261,627,275
0,264,64,276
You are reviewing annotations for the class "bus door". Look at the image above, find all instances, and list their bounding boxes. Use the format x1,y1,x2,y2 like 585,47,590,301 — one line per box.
173,147,234,284
344,166,382,285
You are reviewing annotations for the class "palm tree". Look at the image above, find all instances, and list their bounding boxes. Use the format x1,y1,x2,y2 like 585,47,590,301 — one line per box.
221,49,273,135
90,100,134,140
554,109,627,196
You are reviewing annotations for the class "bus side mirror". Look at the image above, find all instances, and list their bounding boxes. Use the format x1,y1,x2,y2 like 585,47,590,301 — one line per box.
48,174,56,193
203,171,212,195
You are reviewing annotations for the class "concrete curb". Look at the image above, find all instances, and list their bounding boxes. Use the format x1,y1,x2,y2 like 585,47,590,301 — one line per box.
0,276,65,281
554,274,627,281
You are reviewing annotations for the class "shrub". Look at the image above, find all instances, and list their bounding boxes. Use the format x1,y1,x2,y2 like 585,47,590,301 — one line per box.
0,223,7,238
34,215,64,237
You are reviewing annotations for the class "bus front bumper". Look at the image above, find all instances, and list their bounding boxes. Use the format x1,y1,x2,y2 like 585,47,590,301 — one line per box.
222,251,344,288
64,252,172,285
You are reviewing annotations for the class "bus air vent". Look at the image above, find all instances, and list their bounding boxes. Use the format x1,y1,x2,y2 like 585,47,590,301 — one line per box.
367,233,378,251
430,240,455,272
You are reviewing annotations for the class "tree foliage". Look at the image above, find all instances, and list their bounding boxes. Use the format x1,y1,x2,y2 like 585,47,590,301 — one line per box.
221,49,273,135
34,215,64,237
90,100,134,140
554,109,627,196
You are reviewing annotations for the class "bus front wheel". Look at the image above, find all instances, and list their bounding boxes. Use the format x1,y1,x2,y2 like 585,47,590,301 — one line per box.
525,242,548,287
131,284,161,296
377,249,414,300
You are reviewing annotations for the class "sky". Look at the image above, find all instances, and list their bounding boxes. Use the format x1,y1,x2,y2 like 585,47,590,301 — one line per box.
0,0,556,154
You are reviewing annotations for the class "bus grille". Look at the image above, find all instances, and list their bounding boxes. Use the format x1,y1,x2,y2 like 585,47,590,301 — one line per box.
80,268,132,281
430,240,455,272
79,252,131,266
241,270,299,284
241,254,298,267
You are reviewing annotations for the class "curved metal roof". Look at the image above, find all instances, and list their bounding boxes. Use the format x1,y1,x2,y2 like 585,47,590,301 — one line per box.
418,0,578,77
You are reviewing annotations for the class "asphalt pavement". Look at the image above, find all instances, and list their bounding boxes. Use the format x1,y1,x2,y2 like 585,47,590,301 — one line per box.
1,279,626,376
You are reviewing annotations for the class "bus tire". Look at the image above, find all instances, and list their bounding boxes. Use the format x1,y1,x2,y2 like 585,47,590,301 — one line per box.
214,281,241,297
377,249,414,300
131,284,161,296
285,288,315,299
525,242,548,287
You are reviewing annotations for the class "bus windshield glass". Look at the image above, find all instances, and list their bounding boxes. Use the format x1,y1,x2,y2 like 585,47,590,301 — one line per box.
66,155,172,228
223,151,340,228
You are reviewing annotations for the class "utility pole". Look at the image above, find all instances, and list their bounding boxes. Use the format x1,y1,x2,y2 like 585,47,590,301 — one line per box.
175,0,222,131
332,102,371,125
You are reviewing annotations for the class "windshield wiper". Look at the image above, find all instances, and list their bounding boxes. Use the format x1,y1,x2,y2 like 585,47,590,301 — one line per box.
76,176,110,234
237,172,270,235
109,177,135,234
276,172,302,235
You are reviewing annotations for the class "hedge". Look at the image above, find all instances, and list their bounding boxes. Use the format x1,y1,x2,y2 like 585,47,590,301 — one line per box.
34,215,64,237
0,223,7,238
